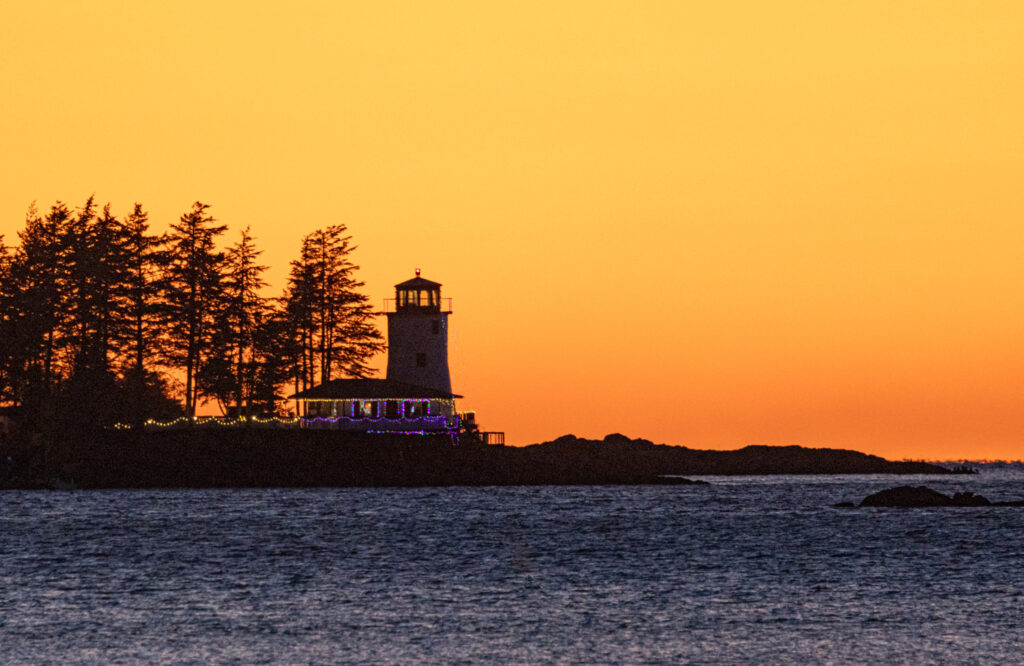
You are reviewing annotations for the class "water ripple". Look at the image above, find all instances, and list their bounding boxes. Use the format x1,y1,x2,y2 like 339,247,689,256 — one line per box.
2,476,1024,663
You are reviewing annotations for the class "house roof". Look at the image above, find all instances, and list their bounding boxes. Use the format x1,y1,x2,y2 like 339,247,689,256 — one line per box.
289,378,461,400
395,276,442,290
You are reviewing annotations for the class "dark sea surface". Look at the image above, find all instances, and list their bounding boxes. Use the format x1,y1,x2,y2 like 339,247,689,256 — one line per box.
3,472,1024,664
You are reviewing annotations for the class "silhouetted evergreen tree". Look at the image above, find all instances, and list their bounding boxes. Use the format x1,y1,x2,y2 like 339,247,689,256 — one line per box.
284,225,384,407
63,197,100,370
119,203,172,427
200,227,269,416
0,234,14,405
162,202,226,416
61,199,132,427
5,202,75,430
285,246,316,394
249,305,297,415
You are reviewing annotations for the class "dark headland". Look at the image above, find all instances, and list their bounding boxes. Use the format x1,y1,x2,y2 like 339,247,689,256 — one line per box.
1,431,948,490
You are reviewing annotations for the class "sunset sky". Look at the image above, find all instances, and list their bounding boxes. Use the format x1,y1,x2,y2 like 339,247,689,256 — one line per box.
3,2,1023,459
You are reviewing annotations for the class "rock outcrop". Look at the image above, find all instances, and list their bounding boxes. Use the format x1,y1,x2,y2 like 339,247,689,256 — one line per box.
530,434,951,476
2,431,955,490
859,486,988,507
857,485,1024,507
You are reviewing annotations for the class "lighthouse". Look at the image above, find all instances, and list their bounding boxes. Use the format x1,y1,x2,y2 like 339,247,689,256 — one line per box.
385,270,453,394
289,269,468,435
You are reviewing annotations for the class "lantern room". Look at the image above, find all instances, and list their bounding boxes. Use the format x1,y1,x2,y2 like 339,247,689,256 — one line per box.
395,271,443,311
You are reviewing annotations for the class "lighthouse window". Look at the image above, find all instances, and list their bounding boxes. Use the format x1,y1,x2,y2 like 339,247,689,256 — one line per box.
400,289,421,307
416,352,427,367
432,320,440,335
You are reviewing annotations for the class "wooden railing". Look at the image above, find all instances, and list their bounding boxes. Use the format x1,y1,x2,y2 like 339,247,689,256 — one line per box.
481,431,505,446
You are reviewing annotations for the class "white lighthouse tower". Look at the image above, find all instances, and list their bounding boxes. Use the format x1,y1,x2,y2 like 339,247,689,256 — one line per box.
385,270,453,394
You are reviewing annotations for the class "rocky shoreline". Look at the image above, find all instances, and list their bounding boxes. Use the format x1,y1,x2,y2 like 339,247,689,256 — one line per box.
1,431,951,490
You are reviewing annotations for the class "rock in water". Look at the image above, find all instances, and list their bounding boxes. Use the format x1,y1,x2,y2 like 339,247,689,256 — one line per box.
950,491,991,506
859,486,992,507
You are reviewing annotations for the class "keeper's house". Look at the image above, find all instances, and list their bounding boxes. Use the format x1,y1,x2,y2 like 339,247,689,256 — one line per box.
290,272,462,433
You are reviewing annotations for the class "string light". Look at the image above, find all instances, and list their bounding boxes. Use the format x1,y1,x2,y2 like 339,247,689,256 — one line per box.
107,413,461,432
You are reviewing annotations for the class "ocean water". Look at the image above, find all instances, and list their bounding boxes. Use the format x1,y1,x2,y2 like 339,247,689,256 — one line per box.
2,472,1023,664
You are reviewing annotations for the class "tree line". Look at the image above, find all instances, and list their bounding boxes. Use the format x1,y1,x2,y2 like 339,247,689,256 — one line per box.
0,198,384,436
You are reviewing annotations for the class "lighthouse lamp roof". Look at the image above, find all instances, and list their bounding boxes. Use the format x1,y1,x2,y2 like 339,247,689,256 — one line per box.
394,276,442,290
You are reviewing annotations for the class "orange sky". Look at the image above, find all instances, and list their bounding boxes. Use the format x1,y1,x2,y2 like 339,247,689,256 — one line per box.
3,2,1024,459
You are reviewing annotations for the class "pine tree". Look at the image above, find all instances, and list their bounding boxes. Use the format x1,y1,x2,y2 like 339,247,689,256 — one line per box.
201,227,269,416
63,200,130,374
249,304,297,415
0,234,14,405
9,203,74,413
285,242,317,395
284,225,384,401
119,203,172,426
61,199,133,426
163,202,227,416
